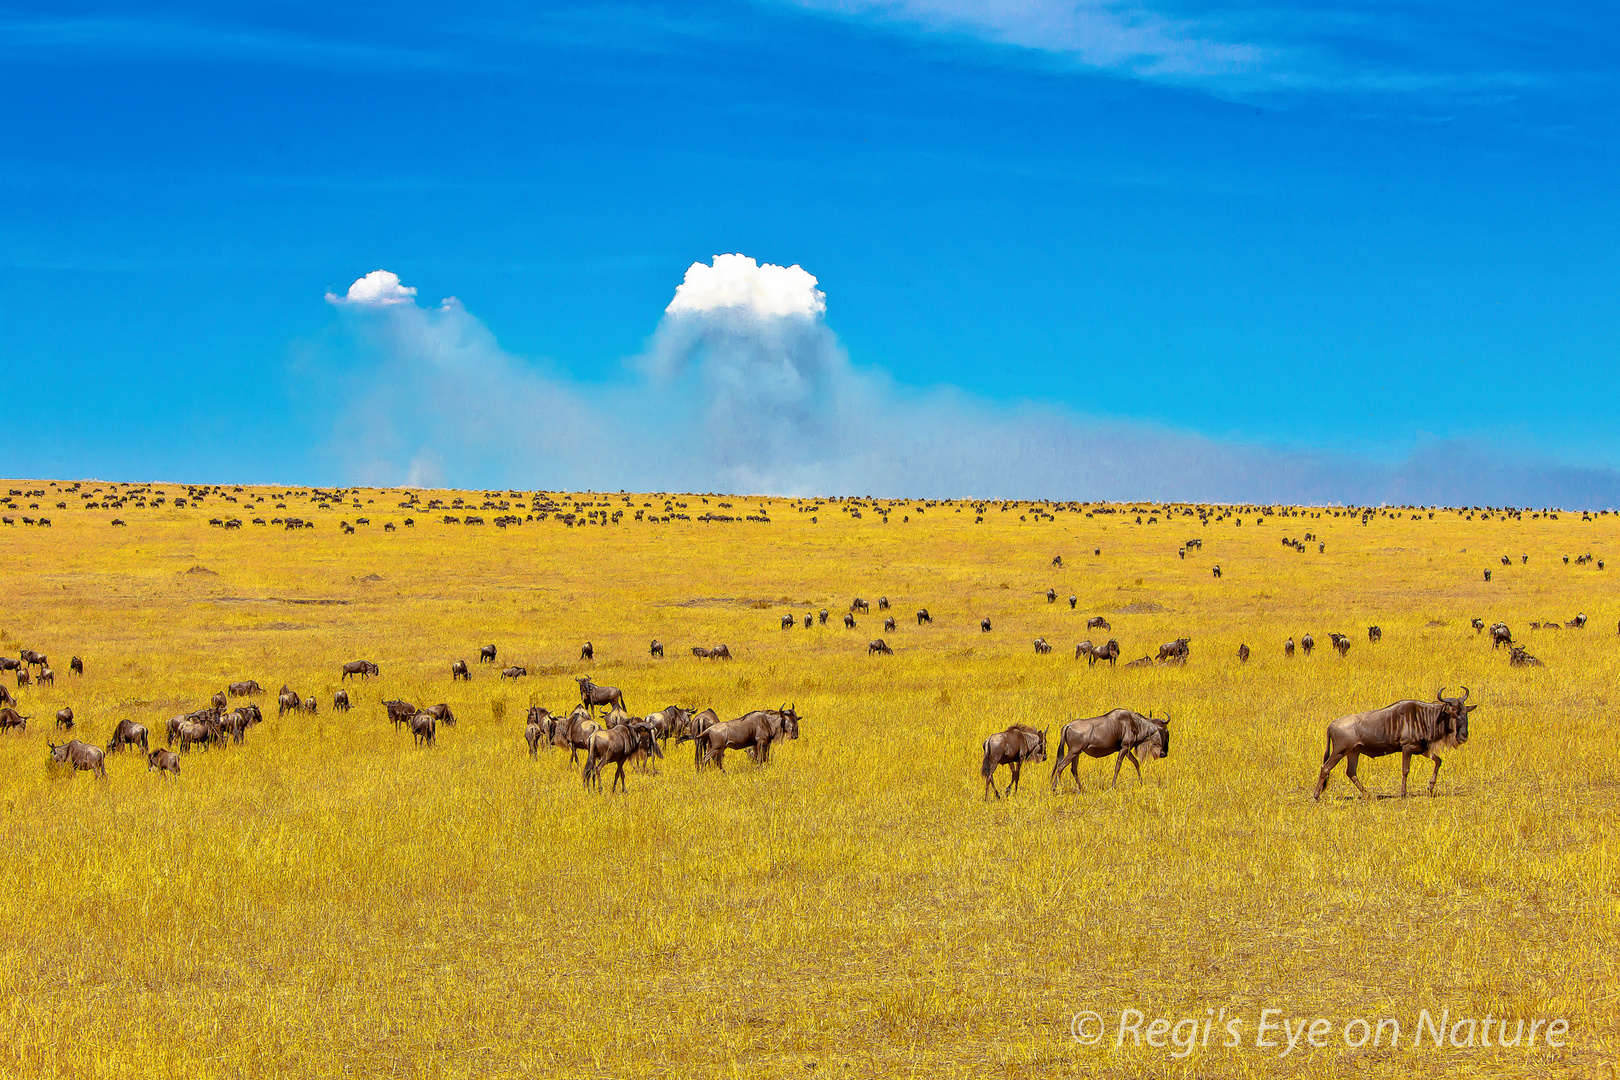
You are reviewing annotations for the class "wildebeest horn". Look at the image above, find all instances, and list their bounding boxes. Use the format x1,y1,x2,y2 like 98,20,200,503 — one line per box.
1459,686,1469,701
1436,687,1446,701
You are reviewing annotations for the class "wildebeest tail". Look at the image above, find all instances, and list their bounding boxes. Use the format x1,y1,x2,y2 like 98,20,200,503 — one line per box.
980,738,995,778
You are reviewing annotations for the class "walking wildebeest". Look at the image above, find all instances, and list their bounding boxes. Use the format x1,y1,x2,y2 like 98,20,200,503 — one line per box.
980,724,1047,800
980,618,992,633
20,649,44,669
1301,634,1315,655
844,613,856,629
1285,637,1295,657
501,666,527,679
1313,688,1475,800
868,639,894,655
228,680,263,697
650,640,665,658
1156,637,1190,662
916,608,932,625
55,707,73,730
878,596,890,610
39,668,54,687
1046,588,1057,603
883,616,897,632
851,598,870,613
333,689,351,712
557,706,601,764
48,739,106,779
1212,565,1222,578
1069,595,1077,609
1087,617,1111,631
278,690,301,716
0,707,28,733
1238,644,1250,662
1033,638,1052,655
1367,625,1382,643
819,609,829,625
210,691,228,712
1331,634,1351,657
692,709,795,772
107,719,148,753
480,644,497,663
576,676,625,715
409,712,436,746
341,660,379,680
804,614,813,628
580,642,594,661
1489,623,1512,649
1049,709,1170,792
148,749,180,775
1472,618,1485,633
70,656,83,676
583,722,663,792
781,614,794,630
451,659,471,680
1079,639,1119,667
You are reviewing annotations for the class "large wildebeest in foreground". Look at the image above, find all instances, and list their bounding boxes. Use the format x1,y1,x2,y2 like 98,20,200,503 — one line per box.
48,740,106,779
451,659,471,680
980,724,1047,800
582,723,663,792
1049,709,1170,793
106,719,148,753
480,644,497,664
1313,688,1476,800
342,660,379,680
576,676,626,715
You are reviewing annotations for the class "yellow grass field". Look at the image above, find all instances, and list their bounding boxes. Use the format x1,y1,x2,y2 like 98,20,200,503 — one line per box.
0,482,1615,1078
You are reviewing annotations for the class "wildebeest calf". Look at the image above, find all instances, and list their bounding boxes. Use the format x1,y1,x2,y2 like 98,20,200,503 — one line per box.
980,724,1046,799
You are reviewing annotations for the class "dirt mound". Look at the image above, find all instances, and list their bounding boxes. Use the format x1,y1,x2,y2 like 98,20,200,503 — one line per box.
1114,601,1167,614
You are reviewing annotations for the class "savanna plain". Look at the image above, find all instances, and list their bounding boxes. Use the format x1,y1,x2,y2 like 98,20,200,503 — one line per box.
1,483,1616,1079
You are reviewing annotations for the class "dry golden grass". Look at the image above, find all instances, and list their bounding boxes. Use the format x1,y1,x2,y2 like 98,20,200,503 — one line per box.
0,484,1615,1078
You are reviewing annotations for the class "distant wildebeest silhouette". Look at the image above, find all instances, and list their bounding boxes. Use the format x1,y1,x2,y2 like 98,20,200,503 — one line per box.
1033,638,1052,655
1238,644,1250,662
781,614,794,630
1301,634,1315,655
1212,565,1222,578
819,609,829,625
803,614,813,628
70,656,83,676
851,598,869,613
844,612,856,629
1313,688,1475,800
580,642,594,661
1472,618,1485,633
650,640,664,658
916,608,932,625
228,680,262,697
878,596,890,610
55,707,73,730
980,724,1047,800
1046,588,1057,603
980,618,992,633
884,616,896,632
501,666,528,679
278,690,301,716
1069,595,1077,609
1087,616,1110,631
1509,646,1543,667
868,639,893,655
1490,623,1512,649
1367,625,1382,643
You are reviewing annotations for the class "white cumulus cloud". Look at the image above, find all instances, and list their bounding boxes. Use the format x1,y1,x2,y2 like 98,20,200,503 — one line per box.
666,254,827,318
325,269,418,307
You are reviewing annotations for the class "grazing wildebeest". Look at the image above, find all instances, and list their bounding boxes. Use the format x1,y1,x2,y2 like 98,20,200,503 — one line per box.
844,613,856,629
383,700,417,729
107,719,148,753
1509,646,1544,667
1472,618,1485,633
1033,638,1052,655
583,723,663,792
1087,616,1110,631
878,596,890,610
1123,655,1153,668
278,690,301,716
851,598,870,613
1313,688,1475,800
1049,709,1170,792
451,659,471,680
1156,637,1191,663
576,676,625,715
49,739,106,779
781,614,794,630
1301,634,1315,655
980,618,992,633
980,724,1047,800
1501,555,1511,565
1046,588,1057,603
1489,623,1512,649
148,749,180,775
1069,595,1077,609
1569,613,1588,629
1212,565,1222,578
1052,555,1063,567
0,657,18,672
424,703,455,726
210,691,228,711
501,666,527,679
480,644,497,664
642,705,691,748
409,711,436,746
803,614,813,628
301,696,318,715
650,640,664,658
333,689,351,712
55,707,74,730
883,615,897,632
20,649,44,669
228,680,263,697
1367,625,1382,643
0,686,11,708
819,609,829,625
868,639,894,655
70,656,83,676
581,642,594,661
341,660,379,680
16,669,29,688
1238,644,1250,662
916,608,932,625
1484,569,1492,581
691,646,713,658
0,707,28,733
38,668,54,687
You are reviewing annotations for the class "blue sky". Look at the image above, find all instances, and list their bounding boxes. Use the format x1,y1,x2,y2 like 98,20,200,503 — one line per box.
2,1,1616,500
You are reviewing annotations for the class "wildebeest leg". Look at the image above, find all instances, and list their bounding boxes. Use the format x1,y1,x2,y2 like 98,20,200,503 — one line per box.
1049,749,1080,793
1313,748,1350,800
1398,750,1412,798
1110,749,1130,788
1007,760,1021,796
1344,751,1373,799
613,761,627,793
1123,749,1143,783
1427,754,1443,795
711,747,726,773
984,768,1000,800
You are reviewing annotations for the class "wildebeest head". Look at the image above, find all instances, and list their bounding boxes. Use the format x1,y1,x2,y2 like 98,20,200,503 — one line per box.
1136,714,1170,760
1435,687,1477,744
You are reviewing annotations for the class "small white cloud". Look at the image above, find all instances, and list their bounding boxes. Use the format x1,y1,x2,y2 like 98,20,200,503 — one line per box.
325,269,418,307
666,254,827,318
